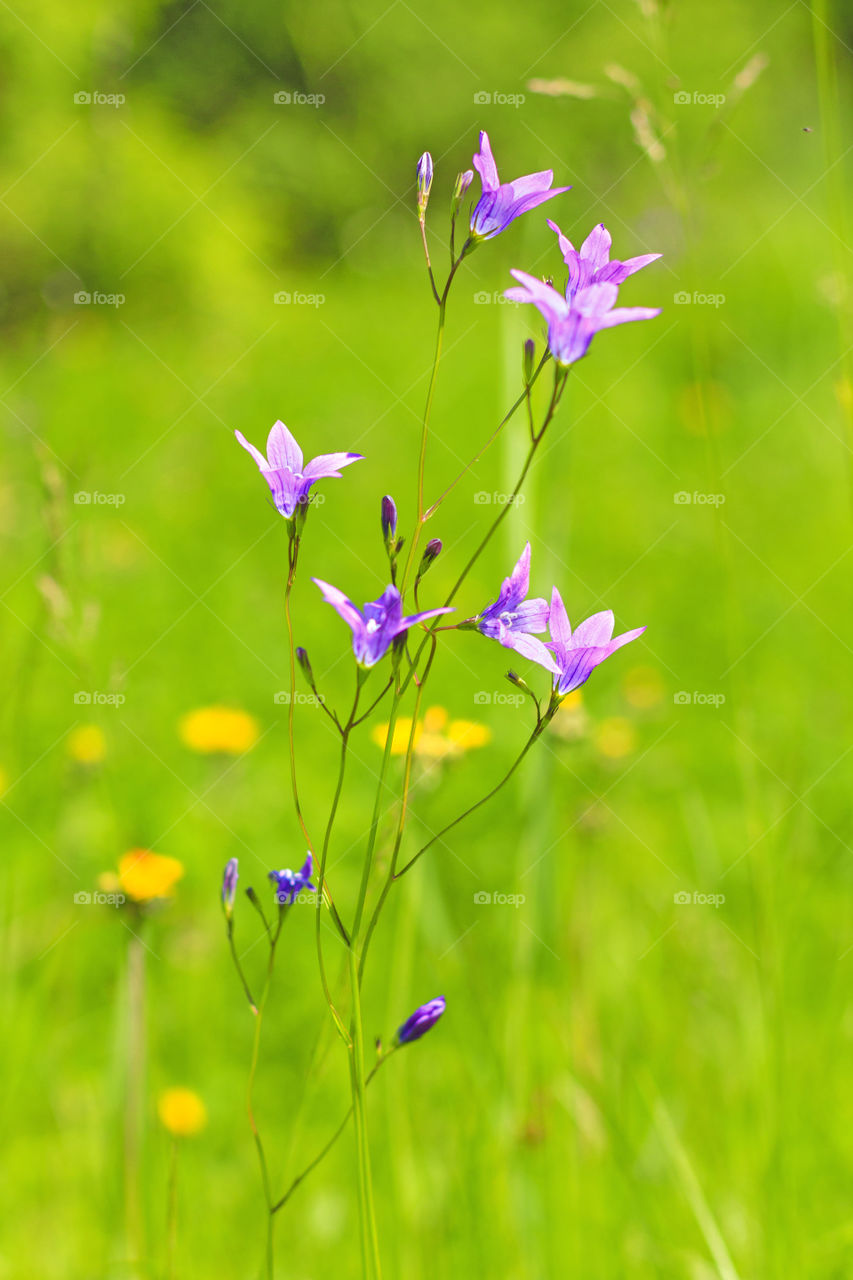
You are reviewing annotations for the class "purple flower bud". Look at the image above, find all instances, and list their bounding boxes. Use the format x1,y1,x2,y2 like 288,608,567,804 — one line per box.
416,537,442,583
381,495,397,545
396,995,446,1045
296,646,316,692
416,152,433,219
222,857,239,916
453,169,474,210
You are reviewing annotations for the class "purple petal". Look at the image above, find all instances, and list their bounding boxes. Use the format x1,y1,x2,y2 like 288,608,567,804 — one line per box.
548,587,572,648
312,578,364,636
580,223,612,271
572,610,615,647
473,130,499,190
302,451,363,481
595,306,661,330
266,421,303,473
235,429,268,470
507,185,571,220
264,468,302,518
502,542,532,609
506,169,555,199
398,605,454,634
546,218,575,262
503,629,560,674
509,598,550,633
575,282,620,319
603,625,646,656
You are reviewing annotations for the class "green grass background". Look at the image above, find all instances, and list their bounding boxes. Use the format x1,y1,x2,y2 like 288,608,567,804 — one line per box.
2,0,853,1276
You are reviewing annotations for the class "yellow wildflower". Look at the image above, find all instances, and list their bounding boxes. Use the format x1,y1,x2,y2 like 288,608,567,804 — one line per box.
67,725,106,764
114,849,184,902
158,1088,207,1137
372,706,491,762
178,706,260,755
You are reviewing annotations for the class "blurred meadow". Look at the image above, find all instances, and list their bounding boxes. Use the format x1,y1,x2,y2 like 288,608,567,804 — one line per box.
2,0,853,1276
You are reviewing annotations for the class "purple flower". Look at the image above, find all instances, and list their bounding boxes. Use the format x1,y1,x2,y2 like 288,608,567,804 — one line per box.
235,420,362,520
547,220,661,298
313,580,452,667
397,995,446,1045
467,543,557,670
469,131,570,241
541,588,645,696
268,853,315,905
222,857,239,915
505,272,660,368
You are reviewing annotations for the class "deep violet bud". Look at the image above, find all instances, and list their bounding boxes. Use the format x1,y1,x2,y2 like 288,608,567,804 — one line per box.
396,995,446,1045
417,152,433,220
381,495,398,545
222,857,239,917
416,537,442,584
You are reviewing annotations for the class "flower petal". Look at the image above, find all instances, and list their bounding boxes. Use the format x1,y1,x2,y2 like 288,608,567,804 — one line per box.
473,130,499,190
266,421,303,473
548,586,572,648
235,430,268,470
302,451,363,480
504,629,560,674
580,223,612,271
312,578,364,636
572,610,615,647
594,306,661,330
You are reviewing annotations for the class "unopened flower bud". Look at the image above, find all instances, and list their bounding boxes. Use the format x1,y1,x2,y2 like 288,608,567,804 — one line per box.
221,857,239,917
416,537,442,583
296,646,317,692
506,669,537,705
452,169,474,215
396,995,446,1045
381,495,397,546
522,339,535,385
417,152,433,220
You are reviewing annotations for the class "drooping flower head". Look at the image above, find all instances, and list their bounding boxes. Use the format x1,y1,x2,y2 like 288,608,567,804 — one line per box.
547,220,661,299
222,857,239,916
313,580,452,668
540,588,645,697
469,131,570,241
235,420,362,520
505,272,660,368
396,995,446,1045
466,543,557,671
268,853,315,905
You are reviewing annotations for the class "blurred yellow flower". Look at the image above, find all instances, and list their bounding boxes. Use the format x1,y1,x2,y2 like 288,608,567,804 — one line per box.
550,690,588,741
178,705,260,754
371,706,491,762
158,1088,207,1137
595,717,637,760
111,849,184,902
67,724,106,764
622,665,664,710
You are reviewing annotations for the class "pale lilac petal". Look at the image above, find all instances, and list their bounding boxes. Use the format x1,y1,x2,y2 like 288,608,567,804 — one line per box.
556,647,602,694
398,605,454,633
580,223,612,271
263,468,302,517
266,421,303,473
510,598,550,633
575,281,620,318
548,587,572,648
508,186,571,219
572,610,615,647
312,578,364,635
546,218,575,262
507,169,555,199
502,542,531,608
235,429,268,470
504,629,560,674
473,130,499,190
507,270,569,317
302,451,363,480
606,252,662,281
603,625,646,655
595,306,661,329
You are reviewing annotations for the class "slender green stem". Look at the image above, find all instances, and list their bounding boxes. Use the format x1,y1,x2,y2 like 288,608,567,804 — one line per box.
395,726,544,880
226,917,257,1013
247,928,286,1279
271,1054,392,1213
348,946,382,1279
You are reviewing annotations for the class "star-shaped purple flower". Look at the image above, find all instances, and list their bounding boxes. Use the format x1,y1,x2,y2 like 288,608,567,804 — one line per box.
547,220,661,298
469,131,570,241
235,420,363,520
313,580,452,667
539,588,645,697
268,853,315,905
505,272,660,368
468,543,557,670
396,995,446,1045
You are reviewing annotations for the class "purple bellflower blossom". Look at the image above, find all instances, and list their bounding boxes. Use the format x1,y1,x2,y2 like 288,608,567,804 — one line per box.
396,995,446,1045
268,853,315,905
313,580,453,668
540,588,645,697
222,857,239,916
235,420,362,520
547,220,661,298
465,543,558,671
505,272,661,368
469,131,570,241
